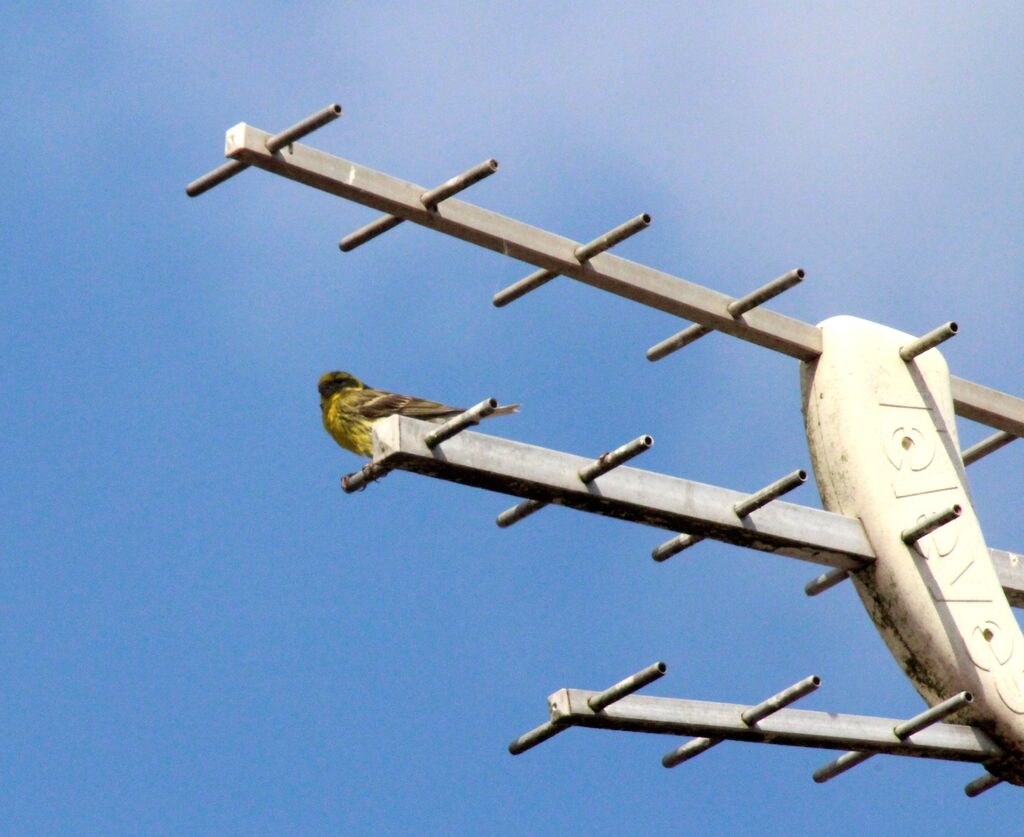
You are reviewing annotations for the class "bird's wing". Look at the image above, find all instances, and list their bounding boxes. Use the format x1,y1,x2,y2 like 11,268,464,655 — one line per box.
357,389,463,420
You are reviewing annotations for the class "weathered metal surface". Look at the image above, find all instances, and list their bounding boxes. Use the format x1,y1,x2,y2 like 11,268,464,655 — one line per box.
223,122,1024,437
187,105,341,197
813,691,973,783
226,124,824,359
545,689,1002,763
587,661,667,713
341,158,498,251
951,376,1024,437
647,268,804,361
801,316,1024,784
370,415,872,570
369,415,1024,604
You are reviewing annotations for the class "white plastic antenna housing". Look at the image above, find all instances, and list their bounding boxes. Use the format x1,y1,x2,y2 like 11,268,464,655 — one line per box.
802,316,1024,784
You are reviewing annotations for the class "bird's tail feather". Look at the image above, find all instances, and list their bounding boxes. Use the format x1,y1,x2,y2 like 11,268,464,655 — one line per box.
487,403,521,417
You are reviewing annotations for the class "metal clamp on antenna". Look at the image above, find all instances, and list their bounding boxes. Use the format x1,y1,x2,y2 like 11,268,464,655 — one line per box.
493,214,651,308
424,398,497,449
647,268,804,362
186,103,342,197
813,691,973,783
663,675,820,768
340,159,499,252
341,461,392,493
899,321,958,362
652,469,806,564
508,662,666,756
497,435,653,528
962,430,1017,466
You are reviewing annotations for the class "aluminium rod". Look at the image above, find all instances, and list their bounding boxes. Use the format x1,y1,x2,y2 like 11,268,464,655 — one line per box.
185,159,249,198
647,269,803,362
726,268,805,317
573,214,651,262
804,567,851,597
508,720,567,755
264,104,344,153
424,398,498,449
492,268,559,307
662,736,720,768
964,772,1003,797
587,662,667,712
497,435,652,528
187,103,341,197
665,675,820,769
741,675,821,726
646,325,713,361
733,470,807,518
901,505,962,545
899,321,959,362
893,692,973,740
420,159,499,208
814,691,973,784
341,461,391,493
651,533,705,563
341,159,500,251
577,436,653,483
496,498,547,528
813,749,873,783
962,430,1017,466
339,215,405,252
494,214,650,307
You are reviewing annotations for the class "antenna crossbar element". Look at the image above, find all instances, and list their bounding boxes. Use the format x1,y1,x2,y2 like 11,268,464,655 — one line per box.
424,398,498,448
804,567,853,597
219,122,1024,437
901,505,962,545
341,461,392,493
733,469,807,518
372,415,870,570
362,415,1024,604
962,430,1017,466
496,435,653,528
662,674,820,768
493,214,651,307
532,688,1002,765
647,268,805,361
588,661,667,713
340,159,499,252
186,104,342,197
899,321,959,362
651,468,807,564
508,662,666,755
813,691,974,783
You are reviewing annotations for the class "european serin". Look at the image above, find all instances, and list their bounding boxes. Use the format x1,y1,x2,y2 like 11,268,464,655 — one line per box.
319,371,519,457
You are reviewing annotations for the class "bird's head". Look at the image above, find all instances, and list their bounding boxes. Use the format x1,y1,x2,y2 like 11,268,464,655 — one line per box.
318,371,366,400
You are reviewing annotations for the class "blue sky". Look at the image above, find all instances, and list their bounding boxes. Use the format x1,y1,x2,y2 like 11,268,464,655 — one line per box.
4,3,1024,833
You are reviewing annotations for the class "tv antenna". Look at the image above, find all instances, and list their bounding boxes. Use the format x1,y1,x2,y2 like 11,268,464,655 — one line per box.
188,103,1024,796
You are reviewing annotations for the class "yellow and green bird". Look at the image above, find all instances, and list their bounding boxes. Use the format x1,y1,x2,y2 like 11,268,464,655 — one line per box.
319,371,519,457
